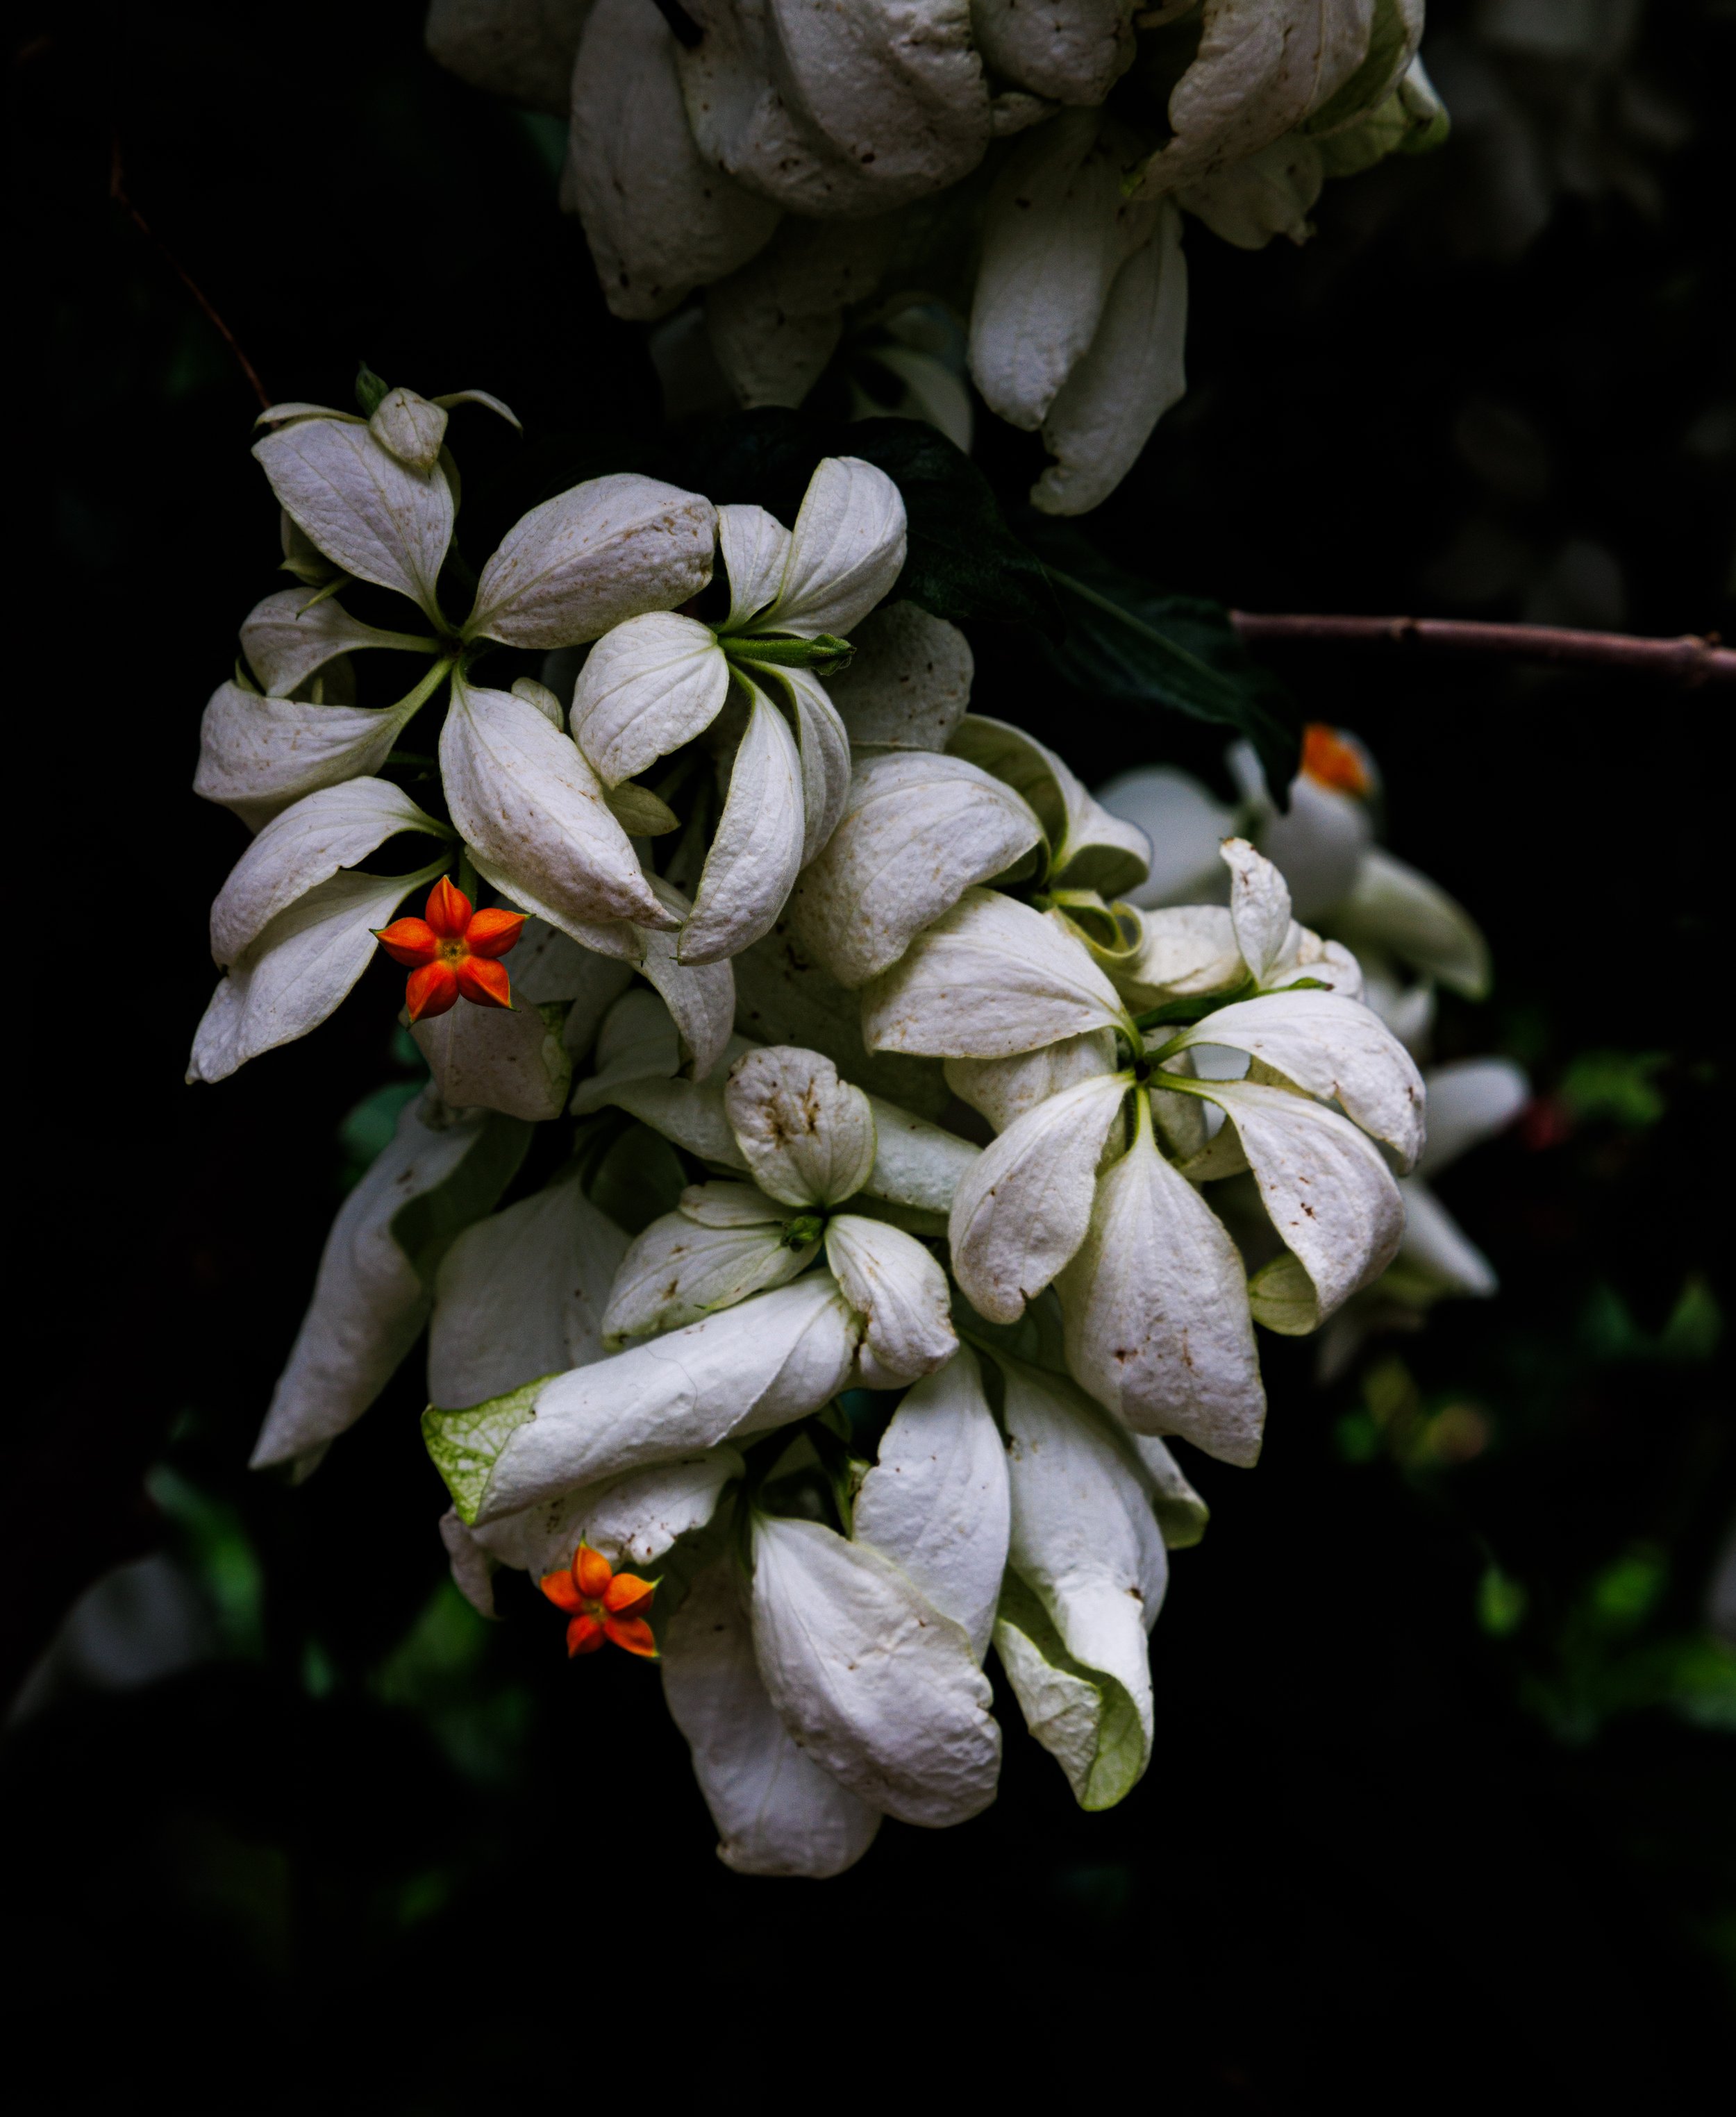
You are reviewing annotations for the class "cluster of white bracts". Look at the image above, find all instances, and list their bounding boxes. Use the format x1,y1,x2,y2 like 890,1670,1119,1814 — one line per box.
1101,733,1527,1369
426,0,1446,511
202,387,1439,1870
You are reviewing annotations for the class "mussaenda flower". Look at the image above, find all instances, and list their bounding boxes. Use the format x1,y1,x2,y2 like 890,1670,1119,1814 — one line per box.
1101,723,1490,999
539,1542,658,1659
865,838,1422,1465
375,875,526,1022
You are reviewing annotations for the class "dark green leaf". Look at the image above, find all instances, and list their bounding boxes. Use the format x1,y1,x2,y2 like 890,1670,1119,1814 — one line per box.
1019,515,1301,798
844,420,1062,633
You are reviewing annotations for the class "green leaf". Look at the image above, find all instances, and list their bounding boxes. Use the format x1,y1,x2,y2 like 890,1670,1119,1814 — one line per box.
422,1378,550,1524
1018,515,1301,798
844,420,1062,633
994,1572,1148,1811
354,362,390,417
389,1110,533,1288
681,407,821,524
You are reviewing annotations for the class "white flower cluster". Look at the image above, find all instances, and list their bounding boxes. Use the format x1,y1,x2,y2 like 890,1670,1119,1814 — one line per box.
1102,726,1528,1373
427,0,1449,510
195,380,1449,1873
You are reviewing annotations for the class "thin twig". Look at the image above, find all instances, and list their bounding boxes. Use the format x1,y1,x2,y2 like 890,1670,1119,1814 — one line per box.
1228,612,1735,688
108,133,271,410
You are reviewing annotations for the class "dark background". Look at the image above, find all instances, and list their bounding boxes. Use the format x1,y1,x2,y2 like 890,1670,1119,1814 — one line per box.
8,2,1732,2107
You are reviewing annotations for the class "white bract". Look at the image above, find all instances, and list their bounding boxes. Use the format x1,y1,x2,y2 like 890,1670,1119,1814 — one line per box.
428,0,1445,513
1101,726,1490,1001
569,456,910,964
1317,1055,1529,1378
928,842,1421,1464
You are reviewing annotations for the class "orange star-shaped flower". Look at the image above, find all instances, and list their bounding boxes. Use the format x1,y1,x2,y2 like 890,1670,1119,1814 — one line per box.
1301,723,1372,798
374,875,526,1023
539,1543,659,1660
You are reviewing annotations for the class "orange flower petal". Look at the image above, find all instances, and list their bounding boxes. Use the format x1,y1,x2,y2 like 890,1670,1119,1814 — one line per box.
456,957,512,1010
406,961,460,1021
603,1615,658,1659
464,907,527,960
540,1568,585,1614
374,917,439,968
566,1614,606,1657
603,1572,656,1617
574,1544,613,1600
1301,724,1371,799
426,874,473,940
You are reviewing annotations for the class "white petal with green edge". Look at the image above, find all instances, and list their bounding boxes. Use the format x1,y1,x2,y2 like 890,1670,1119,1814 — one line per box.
411,1000,573,1122
1174,988,1426,1169
949,1072,1129,1323
476,1275,859,1519
763,457,908,639
567,0,780,321
786,753,1044,989
251,1095,509,1468
945,1030,1119,1135
999,1354,1166,1793
1194,1076,1405,1321
194,682,410,830
208,778,446,966
717,502,792,630
1417,1058,1528,1177
427,1170,626,1408
1034,198,1187,518
1333,846,1491,998
853,1347,1009,1662
824,1214,956,1387
476,1451,744,1576
824,602,973,752
1057,1109,1266,1466
994,1586,1146,1812
253,418,453,619
862,888,1127,1059
663,1555,882,1879
188,859,447,1085
724,1045,877,1207
569,612,728,786
240,588,435,696
679,688,806,965
1097,765,1235,908
466,473,715,649
602,1210,816,1344
440,676,670,935
749,1515,1001,1829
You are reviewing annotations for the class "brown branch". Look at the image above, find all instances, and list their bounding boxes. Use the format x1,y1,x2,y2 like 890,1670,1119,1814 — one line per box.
1228,612,1735,688
108,133,271,410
